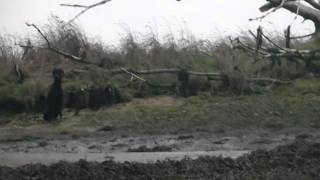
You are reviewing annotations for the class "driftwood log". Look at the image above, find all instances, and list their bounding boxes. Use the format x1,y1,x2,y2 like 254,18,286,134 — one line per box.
72,68,291,85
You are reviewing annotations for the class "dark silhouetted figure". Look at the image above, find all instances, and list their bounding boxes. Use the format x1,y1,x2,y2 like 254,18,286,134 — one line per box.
13,64,24,84
177,68,190,97
44,68,64,121
105,84,114,106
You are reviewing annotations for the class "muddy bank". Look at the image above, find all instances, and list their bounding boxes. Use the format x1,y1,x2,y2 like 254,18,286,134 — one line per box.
1,140,319,180
0,151,249,167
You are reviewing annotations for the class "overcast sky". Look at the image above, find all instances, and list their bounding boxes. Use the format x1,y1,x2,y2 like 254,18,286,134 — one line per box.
0,0,315,45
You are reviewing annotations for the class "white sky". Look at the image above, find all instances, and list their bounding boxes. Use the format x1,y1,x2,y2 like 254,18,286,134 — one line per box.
0,0,315,45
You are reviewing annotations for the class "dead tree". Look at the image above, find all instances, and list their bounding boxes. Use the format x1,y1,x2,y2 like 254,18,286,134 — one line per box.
232,25,320,72
231,0,320,72
256,0,320,37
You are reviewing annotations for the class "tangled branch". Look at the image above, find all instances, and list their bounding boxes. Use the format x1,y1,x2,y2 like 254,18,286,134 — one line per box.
26,23,96,65
61,0,112,25
233,27,320,60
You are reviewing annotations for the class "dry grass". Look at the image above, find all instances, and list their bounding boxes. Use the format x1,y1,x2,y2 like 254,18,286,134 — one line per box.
0,16,317,113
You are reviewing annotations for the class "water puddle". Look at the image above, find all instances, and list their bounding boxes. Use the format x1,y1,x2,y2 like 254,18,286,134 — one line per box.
0,150,249,167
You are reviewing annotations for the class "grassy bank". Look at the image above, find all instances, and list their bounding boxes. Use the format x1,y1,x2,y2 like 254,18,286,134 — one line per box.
1,17,314,114
2,78,320,135
1,17,320,135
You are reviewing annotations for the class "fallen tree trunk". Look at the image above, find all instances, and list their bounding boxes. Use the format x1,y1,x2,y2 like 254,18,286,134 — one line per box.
72,67,291,85
109,68,221,77
260,0,320,32
247,77,292,85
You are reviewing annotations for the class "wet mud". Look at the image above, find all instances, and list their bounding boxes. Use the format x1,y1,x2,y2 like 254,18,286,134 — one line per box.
0,140,319,180
0,125,320,179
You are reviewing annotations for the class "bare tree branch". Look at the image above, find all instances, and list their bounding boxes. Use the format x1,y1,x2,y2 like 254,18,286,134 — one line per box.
250,0,286,21
304,0,320,10
290,32,317,39
60,4,87,8
260,30,286,51
26,23,97,65
232,35,320,60
61,0,112,25
26,23,51,48
120,67,147,82
260,0,320,30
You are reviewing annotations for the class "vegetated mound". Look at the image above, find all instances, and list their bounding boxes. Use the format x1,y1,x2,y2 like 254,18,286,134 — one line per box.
1,140,320,180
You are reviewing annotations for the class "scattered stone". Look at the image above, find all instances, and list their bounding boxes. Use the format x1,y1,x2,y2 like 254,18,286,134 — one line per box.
264,121,285,131
309,122,320,128
97,125,115,132
38,141,48,147
127,145,173,152
213,137,231,144
296,133,312,140
250,138,274,145
214,128,225,134
104,155,115,161
109,138,117,142
111,143,127,148
177,135,194,140
213,139,226,144
60,131,70,135
88,145,97,150
71,134,80,139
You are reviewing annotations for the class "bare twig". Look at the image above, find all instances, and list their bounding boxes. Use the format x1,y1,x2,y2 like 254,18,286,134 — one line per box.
248,30,258,40
290,32,316,39
249,0,286,21
16,43,35,49
260,31,286,51
231,37,269,56
248,30,271,52
61,0,112,25
120,67,146,82
60,4,87,8
26,23,51,48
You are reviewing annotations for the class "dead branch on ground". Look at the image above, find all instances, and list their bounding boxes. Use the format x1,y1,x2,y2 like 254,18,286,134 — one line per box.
73,67,291,86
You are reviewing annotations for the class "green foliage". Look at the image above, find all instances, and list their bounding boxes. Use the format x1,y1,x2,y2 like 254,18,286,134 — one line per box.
275,77,320,96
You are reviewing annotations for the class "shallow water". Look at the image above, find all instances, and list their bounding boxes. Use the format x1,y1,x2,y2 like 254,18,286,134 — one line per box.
0,150,249,167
